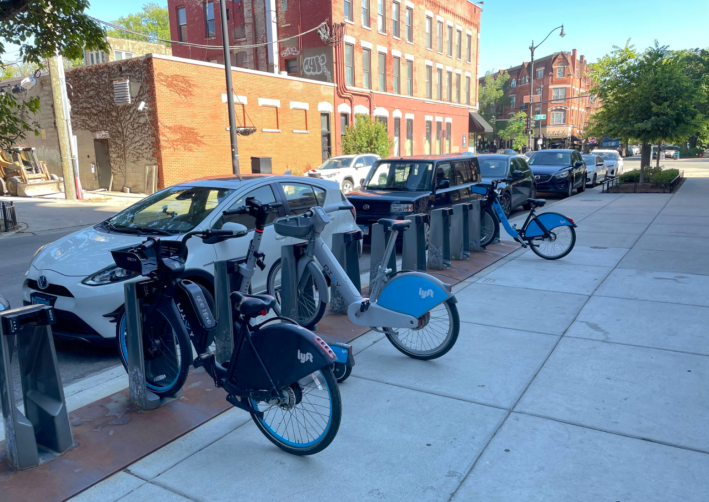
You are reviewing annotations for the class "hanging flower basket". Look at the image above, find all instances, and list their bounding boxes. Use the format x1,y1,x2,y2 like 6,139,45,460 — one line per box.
235,127,257,136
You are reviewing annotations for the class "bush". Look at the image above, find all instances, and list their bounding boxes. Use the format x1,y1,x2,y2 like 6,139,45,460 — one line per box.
341,116,393,158
619,167,680,185
679,147,703,158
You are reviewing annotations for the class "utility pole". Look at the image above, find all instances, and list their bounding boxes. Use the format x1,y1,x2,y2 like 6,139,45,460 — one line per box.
528,46,535,152
47,56,77,200
219,0,241,180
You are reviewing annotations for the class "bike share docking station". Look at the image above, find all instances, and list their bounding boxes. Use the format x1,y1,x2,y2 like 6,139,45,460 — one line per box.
0,304,74,471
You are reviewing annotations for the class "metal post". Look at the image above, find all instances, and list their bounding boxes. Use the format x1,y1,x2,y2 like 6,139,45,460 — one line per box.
280,244,299,321
451,204,469,260
1,305,73,471
402,214,427,272
428,208,452,270
213,260,234,364
123,281,161,410
468,201,482,251
219,0,241,179
370,223,397,285
331,231,362,313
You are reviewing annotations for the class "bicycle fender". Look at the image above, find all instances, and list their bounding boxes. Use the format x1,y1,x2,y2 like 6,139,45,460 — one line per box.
178,279,217,330
306,260,330,304
525,212,577,238
377,272,453,318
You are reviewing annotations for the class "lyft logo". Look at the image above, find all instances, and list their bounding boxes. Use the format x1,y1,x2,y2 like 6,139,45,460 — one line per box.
298,350,313,364
419,288,434,299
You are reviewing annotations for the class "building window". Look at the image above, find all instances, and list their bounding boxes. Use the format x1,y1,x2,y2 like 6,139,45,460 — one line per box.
286,58,298,74
446,122,451,153
536,87,542,95
205,2,215,38
340,113,349,136
425,120,432,154
456,29,462,59
552,87,567,102
426,65,432,99
114,51,134,61
362,0,370,28
405,7,413,43
236,52,247,67
511,79,516,88
363,48,371,89
510,95,516,109
405,118,413,155
556,65,566,78
455,73,461,103
86,51,105,65
393,1,400,38
281,0,287,11
436,121,441,154
426,17,432,50
345,43,354,86
261,106,279,131
345,0,353,22
393,56,400,94
551,110,566,124
520,75,528,85
465,76,470,104
377,0,386,33
177,7,187,42
394,117,401,156
436,21,443,53
378,52,386,91
436,68,442,100
406,60,413,96
466,33,471,63
536,68,544,78
446,71,452,102
447,25,453,56
376,116,387,130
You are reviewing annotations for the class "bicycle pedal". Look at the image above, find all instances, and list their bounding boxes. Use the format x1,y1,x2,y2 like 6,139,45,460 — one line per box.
193,352,214,368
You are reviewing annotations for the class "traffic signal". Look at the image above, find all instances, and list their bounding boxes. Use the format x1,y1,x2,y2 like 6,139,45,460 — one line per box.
525,116,531,130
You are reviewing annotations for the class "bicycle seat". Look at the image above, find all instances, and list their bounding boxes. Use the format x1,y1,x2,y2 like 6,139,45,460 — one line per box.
231,292,276,317
527,198,547,208
378,219,412,231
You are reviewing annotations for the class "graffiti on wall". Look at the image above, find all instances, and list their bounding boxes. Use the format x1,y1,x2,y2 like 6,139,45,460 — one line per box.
281,46,300,58
303,54,331,83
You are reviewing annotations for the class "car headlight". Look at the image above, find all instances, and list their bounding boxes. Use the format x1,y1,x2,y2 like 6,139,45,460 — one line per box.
554,171,569,179
82,265,139,286
28,244,48,273
391,203,414,213
322,172,338,178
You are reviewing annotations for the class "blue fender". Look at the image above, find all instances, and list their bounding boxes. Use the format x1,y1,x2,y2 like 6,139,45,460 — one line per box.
377,272,454,318
525,212,576,238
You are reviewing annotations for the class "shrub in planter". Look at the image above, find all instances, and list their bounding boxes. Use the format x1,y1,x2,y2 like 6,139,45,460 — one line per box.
619,167,679,185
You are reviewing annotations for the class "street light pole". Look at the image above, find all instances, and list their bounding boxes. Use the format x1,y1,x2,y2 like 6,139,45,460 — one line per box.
219,0,241,180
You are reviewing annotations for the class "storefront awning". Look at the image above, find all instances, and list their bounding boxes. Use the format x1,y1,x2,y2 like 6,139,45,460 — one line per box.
546,127,571,139
469,112,493,134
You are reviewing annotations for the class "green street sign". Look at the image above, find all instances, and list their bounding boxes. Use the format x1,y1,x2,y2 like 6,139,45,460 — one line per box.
534,114,546,120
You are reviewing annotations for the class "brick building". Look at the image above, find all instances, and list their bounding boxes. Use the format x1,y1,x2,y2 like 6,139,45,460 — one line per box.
84,36,172,66
480,49,598,150
167,0,484,156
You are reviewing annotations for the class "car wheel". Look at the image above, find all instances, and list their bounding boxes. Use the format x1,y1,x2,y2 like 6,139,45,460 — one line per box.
500,193,512,216
591,174,597,188
564,181,574,198
522,185,536,210
577,177,586,192
341,180,354,194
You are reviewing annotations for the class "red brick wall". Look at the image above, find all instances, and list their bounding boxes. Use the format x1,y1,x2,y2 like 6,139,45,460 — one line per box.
152,55,335,187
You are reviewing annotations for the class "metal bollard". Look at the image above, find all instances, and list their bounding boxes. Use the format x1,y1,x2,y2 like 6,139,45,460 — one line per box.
370,223,397,285
0,304,73,471
468,201,482,251
451,204,469,260
331,230,362,313
280,244,299,321
427,208,452,269
402,214,427,272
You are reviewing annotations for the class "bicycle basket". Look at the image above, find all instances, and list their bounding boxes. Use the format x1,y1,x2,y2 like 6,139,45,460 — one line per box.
110,244,158,276
274,215,313,239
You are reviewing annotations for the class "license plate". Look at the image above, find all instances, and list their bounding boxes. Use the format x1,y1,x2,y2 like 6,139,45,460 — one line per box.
358,225,369,236
31,292,56,306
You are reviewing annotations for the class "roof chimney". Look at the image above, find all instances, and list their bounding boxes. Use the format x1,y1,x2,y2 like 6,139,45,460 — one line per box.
572,48,578,62
580,55,585,63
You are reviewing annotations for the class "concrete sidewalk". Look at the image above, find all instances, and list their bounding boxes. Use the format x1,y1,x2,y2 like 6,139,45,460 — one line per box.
72,178,709,501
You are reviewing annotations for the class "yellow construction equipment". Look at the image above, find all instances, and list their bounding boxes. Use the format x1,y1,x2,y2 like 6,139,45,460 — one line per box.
0,147,64,197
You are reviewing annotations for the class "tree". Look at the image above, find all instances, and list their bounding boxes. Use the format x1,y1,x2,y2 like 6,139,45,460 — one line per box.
107,3,171,46
499,111,527,151
0,0,108,150
678,48,709,148
341,115,393,158
479,71,510,145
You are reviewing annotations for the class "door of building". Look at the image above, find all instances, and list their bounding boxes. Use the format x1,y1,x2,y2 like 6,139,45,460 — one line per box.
94,139,112,190
320,113,331,162
394,118,401,156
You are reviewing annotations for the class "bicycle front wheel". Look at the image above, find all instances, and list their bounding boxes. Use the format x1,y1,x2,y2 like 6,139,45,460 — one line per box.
249,367,342,455
384,299,460,360
267,259,327,329
480,205,498,248
528,224,576,260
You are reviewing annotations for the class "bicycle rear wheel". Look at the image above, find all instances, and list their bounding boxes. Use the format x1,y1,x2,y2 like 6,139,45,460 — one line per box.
248,367,342,455
528,224,576,260
267,259,327,329
480,205,497,248
384,299,459,360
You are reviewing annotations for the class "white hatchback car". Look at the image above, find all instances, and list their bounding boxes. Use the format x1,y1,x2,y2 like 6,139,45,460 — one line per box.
306,154,380,194
23,175,357,343
591,149,624,177
582,154,609,187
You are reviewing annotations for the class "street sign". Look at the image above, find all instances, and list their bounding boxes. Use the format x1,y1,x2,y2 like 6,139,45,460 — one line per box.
537,138,543,145
589,137,597,144
534,114,546,120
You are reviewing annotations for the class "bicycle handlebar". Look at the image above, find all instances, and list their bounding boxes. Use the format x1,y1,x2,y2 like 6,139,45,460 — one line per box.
322,203,354,213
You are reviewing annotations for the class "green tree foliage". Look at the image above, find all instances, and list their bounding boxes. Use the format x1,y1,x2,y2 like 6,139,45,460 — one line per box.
107,3,171,46
341,115,393,158
499,111,527,151
678,48,709,148
0,0,108,150
479,71,510,142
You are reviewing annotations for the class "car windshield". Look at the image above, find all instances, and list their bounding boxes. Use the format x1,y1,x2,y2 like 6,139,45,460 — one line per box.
582,156,597,164
479,159,509,178
108,186,233,234
319,157,354,170
599,152,618,160
365,161,434,191
529,152,571,166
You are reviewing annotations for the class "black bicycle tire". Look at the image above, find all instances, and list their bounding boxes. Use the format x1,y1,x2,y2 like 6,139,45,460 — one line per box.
384,299,460,361
527,216,577,260
267,258,327,329
480,205,498,248
248,366,342,455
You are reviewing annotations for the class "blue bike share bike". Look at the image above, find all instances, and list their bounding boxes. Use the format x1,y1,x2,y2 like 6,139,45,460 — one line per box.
474,181,577,260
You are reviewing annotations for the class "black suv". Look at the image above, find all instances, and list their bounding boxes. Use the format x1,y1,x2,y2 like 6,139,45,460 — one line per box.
528,149,587,197
478,154,536,215
346,154,482,237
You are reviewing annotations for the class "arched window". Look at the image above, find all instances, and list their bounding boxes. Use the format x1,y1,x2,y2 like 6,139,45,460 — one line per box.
511,79,517,88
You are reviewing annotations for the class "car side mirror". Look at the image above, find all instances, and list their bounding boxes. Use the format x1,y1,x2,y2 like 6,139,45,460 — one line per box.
596,162,604,167
437,179,450,190
204,222,248,244
574,161,584,168
511,170,524,179
355,163,364,168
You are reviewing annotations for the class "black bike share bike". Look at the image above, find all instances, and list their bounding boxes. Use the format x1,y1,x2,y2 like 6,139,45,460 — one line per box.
110,227,343,455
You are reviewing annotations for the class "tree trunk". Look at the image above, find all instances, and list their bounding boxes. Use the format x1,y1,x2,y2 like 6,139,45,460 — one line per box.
688,135,697,149
640,140,650,184
656,142,662,168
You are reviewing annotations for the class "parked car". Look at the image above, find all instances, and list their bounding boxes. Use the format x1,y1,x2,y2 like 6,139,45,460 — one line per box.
651,146,665,161
528,149,588,197
500,149,518,155
346,154,481,239
524,151,535,159
478,154,536,215
23,175,357,343
665,147,680,160
582,154,608,187
630,145,640,156
306,154,380,194
591,149,624,176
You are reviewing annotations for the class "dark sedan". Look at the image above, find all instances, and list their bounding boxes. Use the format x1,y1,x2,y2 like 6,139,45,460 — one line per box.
528,149,587,197
478,154,536,215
